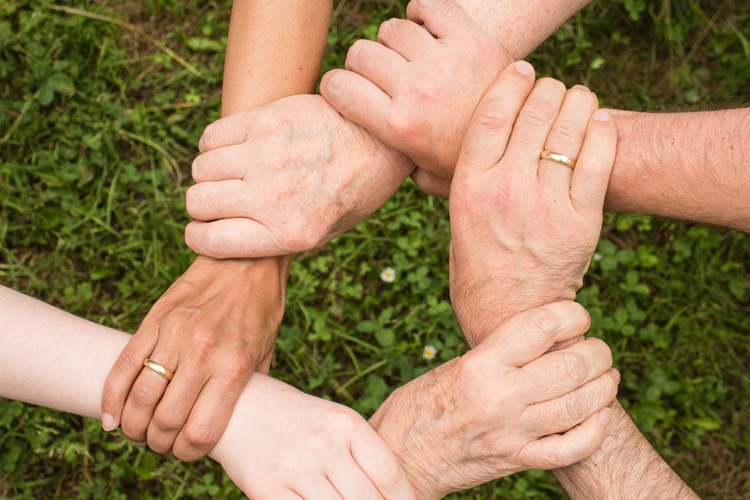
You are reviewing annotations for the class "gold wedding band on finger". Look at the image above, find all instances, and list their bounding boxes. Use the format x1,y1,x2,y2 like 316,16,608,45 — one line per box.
541,150,577,169
142,358,175,381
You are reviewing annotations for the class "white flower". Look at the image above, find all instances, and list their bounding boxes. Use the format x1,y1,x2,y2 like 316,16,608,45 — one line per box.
593,252,603,261
380,267,396,283
423,345,438,360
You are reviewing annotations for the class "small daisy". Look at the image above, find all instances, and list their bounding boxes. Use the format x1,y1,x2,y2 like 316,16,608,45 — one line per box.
380,267,396,283
593,252,603,261
423,345,438,360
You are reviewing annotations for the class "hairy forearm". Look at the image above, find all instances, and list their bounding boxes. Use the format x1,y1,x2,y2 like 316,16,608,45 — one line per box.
553,401,699,500
605,108,750,232
454,0,591,59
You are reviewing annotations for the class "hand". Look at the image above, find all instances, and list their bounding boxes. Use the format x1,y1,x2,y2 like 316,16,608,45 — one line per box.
101,256,290,460
370,302,619,500
448,62,617,346
321,0,512,197
185,94,414,259
211,374,417,500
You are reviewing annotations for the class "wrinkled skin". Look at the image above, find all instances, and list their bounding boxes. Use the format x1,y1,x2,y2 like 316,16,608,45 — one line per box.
185,94,414,259
370,302,618,500
448,63,617,345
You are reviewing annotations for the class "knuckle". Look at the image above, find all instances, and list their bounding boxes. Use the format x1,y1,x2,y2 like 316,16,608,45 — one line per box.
347,39,365,63
475,100,510,130
182,423,221,450
385,112,417,140
377,18,399,40
538,77,567,94
192,328,220,356
202,228,228,257
154,406,187,433
561,352,588,386
588,338,613,366
408,78,441,103
549,119,583,143
562,392,588,423
130,381,162,408
118,348,145,372
520,99,557,126
528,306,560,335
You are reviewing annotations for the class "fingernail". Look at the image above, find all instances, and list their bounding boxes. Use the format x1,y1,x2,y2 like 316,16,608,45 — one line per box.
598,408,612,426
571,84,589,92
102,413,117,431
132,441,146,447
610,368,621,385
514,60,535,77
592,109,610,121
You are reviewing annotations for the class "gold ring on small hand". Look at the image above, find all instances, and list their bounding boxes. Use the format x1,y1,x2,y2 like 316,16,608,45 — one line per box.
541,150,577,169
142,358,175,381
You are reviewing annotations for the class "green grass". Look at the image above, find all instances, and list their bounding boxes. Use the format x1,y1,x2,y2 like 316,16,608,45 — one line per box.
1,0,749,498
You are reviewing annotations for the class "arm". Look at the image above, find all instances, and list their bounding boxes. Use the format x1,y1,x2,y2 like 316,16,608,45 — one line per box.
181,0,592,258
554,401,699,500
0,286,416,499
322,0,750,233
605,108,750,232
101,0,333,460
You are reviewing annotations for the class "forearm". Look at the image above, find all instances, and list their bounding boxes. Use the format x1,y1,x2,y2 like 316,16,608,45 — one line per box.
222,0,332,115
455,0,591,59
193,1,334,302
553,401,699,500
605,108,750,232
0,286,259,461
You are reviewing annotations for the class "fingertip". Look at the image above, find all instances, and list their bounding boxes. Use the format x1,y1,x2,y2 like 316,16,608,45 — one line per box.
592,109,611,122
320,69,345,99
513,60,535,77
598,407,612,427
102,412,118,432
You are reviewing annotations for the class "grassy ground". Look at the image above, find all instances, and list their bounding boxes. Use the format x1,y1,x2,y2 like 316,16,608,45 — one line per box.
1,0,749,498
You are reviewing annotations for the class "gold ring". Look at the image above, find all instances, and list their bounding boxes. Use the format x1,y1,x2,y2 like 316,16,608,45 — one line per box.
541,150,577,169
142,358,174,381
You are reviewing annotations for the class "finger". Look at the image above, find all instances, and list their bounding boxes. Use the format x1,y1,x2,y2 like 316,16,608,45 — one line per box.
406,0,475,39
345,39,407,94
351,426,417,500
293,477,345,500
503,77,567,178
525,368,620,435
120,349,176,443
454,60,536,176
327,459,384,500
472,301,591,368
538,85,599,195
320,69,392,141
518,337,613,404
185,180,250,221
198,111,255,153
185,219,282,259
192,144,249,183
101,325,158,431
146,368,207,454
569,109,617,217
172,375,247,462
377,18,438,60
411,168,451,198
521,408,611,470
